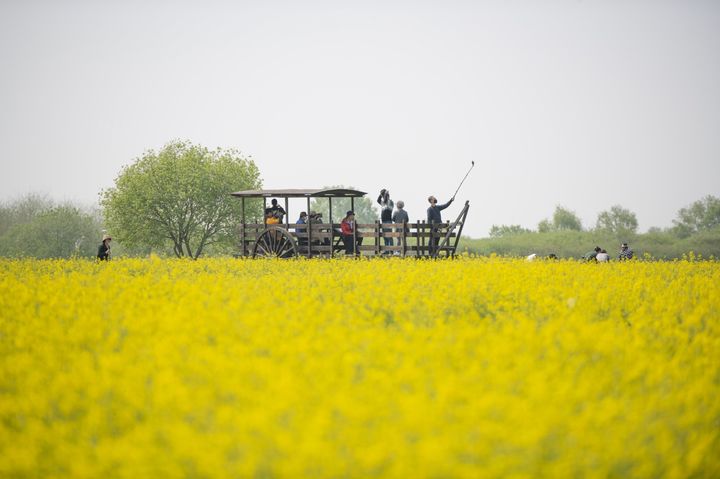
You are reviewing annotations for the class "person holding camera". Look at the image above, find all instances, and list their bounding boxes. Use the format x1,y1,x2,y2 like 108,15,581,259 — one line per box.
377,189,395,252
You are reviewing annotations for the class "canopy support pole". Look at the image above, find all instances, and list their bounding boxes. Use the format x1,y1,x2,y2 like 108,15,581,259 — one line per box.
241,197,246,257
306,196,312,258
329,197,333,258
284,197,289,229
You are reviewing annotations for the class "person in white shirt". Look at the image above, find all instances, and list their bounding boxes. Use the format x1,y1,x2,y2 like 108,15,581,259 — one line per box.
596,249,610,262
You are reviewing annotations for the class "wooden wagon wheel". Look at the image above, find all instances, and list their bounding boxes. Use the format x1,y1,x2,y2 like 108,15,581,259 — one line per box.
252,226,299,259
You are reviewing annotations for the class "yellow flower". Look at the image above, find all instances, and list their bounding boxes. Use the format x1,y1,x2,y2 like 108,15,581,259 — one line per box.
0,257,718,477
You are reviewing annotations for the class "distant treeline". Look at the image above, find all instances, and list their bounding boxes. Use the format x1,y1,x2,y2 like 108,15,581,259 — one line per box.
460,196,720,259
459,228,720,260
2,192,718,260
5,140,716,260
0,194,104,259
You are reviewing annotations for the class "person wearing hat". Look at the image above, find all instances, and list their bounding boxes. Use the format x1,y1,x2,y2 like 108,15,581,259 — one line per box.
308,211,330,246
97,234,112,261
618,242,634,260
308,211,322,223
296,212,308,247
341,210,362,256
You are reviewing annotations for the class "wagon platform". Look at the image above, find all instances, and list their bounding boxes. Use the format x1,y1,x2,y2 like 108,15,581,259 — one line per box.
231,188,469,258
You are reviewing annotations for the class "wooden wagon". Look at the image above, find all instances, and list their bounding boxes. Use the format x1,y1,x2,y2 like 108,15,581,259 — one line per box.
231,188,469,258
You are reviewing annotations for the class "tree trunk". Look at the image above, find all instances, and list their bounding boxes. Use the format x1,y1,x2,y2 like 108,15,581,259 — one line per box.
193,241,205,259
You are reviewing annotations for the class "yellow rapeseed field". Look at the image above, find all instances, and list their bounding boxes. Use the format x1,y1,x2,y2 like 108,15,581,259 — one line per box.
1,257,718,478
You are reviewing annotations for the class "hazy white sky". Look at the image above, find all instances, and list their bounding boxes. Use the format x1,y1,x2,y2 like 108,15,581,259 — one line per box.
1,0,718,237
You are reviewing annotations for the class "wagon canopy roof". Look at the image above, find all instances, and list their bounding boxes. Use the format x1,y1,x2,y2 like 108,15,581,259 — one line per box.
230,188,367,198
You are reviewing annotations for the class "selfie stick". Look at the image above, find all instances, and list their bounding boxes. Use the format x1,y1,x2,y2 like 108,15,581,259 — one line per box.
452,161,475,200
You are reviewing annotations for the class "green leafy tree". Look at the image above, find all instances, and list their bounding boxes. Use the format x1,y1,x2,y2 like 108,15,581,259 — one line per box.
596,205,638,238
537,218,553,233
537,206,582,232
309,186,379,224
489,224,532,238
0,193,54,236
0,204,101,258
100,140,262,258
672,195,720,237
553,206,582,231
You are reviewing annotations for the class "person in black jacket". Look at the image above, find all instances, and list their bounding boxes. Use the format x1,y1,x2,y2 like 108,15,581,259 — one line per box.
266,199,286,223
97,234,111,261
427,196,454,256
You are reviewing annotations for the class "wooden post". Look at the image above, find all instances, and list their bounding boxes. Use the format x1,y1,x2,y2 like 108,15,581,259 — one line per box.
351,197,356,257
402,220,407,257
438,201,470,258
444,221,449,257
375,220,380,255
421,220,426,257
450,201,470,257
329,197,333,258
241,197,246,257
306,196,312,258
284,197,290,229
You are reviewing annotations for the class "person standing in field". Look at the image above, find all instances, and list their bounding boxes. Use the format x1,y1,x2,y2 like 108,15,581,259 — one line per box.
584,246,601,262
97,234,111,261
596,249,610,262
341,210,362,256
427,195,454,256
392,200,409,251
377,189,395,252
618,242,634,260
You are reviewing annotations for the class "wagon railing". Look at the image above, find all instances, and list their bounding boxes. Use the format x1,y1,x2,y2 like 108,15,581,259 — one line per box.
239,216,468,258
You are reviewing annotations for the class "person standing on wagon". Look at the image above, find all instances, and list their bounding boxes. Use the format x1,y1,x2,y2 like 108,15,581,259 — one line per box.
377,189,394,252
97,234,111,261
392,200,409,251
427,195,454,256
268,199,286,223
